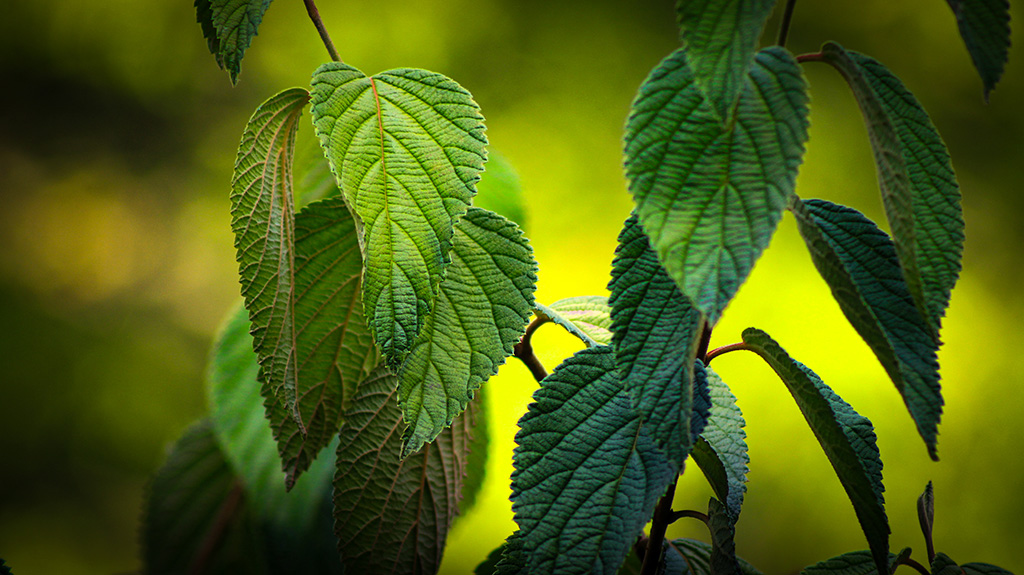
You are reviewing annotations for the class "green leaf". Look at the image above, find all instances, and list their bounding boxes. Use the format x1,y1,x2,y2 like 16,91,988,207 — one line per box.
208,304,339,528
511,346,677,575
476,149,528,230
534,296,614,348
818,43,964,337
494,531,528,575
918,481,935,560
333,367,476,575
945,0,1011,99
932,553,965,575
675,0,778,122
790,197,942,458
459,387,489,518
194,0,273,83
741,328,889,574
398,208,536,456
311,63,488,366
477,540,509,575
708,498,741,575
691,367,748,519
0,559,10,575
666,538,763,575
961,563,1015,575
625,47,809,325
800,550,904,575
610,212,705,467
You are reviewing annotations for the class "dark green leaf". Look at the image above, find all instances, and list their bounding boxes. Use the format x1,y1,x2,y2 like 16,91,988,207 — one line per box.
459,388,489,518
0,558,11,575
800,550,904,575
194,0,273,83
535,296,614,348
918,481,935,561
333,367,475,575
666,538,763,575
692,367,748,519
398,208,536,456
494,531,528,575
625,47,809,325
790,198,942,459
742,328,889,574
511,346,676,575
311,64,488,366
945,0,1011,99
476,149,528,230
675,0,778,122
961,563,1015,575
933,553,965,575
708,498,741,575
477,540,509,575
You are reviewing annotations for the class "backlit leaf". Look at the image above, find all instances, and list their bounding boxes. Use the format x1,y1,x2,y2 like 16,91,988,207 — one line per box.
691,367,748,519
534,296,614,348
476,149,528,230
625,47,809,325
790,197,942,458
194,0,273,83
511,346,676,575
945,0,1011,99
311,63,488,365
398,208,536,456
742,328,889,574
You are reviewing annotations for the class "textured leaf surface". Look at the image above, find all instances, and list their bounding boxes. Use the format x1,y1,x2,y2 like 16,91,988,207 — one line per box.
742,328,889,573
692,367,748,519
194,0,272,83
800,550,902,575
666,538,762,575
475,149,528,230
708,498,741,575
535,296,614,348
398,208,536,455
675,0,777,122
819,43,964,336
918,481,935,556
333,367,476,575
511,346,676,575
493,531,528,575
946,0,1011,99
791,198,942,458
933,553,965,575
311,63,488,365
625,47,809,325
610,213,704,467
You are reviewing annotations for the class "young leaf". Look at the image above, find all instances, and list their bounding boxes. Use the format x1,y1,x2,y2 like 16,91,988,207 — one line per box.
741,328,890,574
817,43,965,336
625,47,810,325
708,498,742,575
333,367,476,575
511,346,677,575
800,550,904,575
675,0,778,122
610,212,705,467
476,149,528,230
666,538,763,575
534,297,614,348
194,0,273,84
918,481,935,561
398,208,536,456
310,63,488,366
790,198,943,459
691,367,749,519
945,0,1011,99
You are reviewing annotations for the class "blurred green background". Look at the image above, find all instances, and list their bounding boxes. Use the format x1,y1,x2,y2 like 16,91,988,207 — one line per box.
1,0,1022,572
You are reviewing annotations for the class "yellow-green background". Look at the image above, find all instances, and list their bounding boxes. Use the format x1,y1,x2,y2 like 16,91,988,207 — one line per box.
1,0,1022,572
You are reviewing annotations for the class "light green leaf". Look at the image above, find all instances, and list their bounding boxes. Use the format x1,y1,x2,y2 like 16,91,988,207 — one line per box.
194,0,273,84
333,367,476,575
625,47,809,325
741,328,889,574
398,208,536,456
610,213,704,467
945,0,1011,99
311,63,488,366
692,367,748,519
800,550,905,575
675,0,778,122
534,296,614,348
790,198,942,459
476,149,528,230
511,346,677,575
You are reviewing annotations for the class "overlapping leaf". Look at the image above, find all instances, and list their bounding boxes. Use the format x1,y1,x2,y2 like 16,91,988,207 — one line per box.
625,47,809,325
194,0,273,83
945,0,1011,99
708,498,742,575
511,346,677,575
398,208,536,456
475,149,528,230
742,328,889,574
311,63,488,365
691,367,749,519
790,197,943,458
675,0,778,122
818,43,964,337
333,367,477,575
534,297,614,348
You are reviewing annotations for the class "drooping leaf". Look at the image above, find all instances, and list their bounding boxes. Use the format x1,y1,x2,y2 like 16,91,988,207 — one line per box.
666,538,763,575
708,498,741,575
800,550,904,575
398,208,536,456
333,367,476,575
625,47,809,325
817,43,964,336
675,0,778,122
945,0,1011,99
534,296,614,348
511,346,677,575
194,0,273,83
741,328,889,574
476,149,528,230
610,212,705,467
790,197,942,458
311,63,488,365
691,367,748,519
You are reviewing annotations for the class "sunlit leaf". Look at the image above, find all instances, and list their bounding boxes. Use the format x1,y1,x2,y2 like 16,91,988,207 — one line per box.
800,550,904,575
625,47,809,325
333,368,476,575
398,208,536,456
311,63,488,366
945,0,1011,99
790,197,942,459
476,149,528,230
675,0,778,122
691,367,748,519
511,346,676,575
194,0,273,83
534,296,614,348
742,328,889,574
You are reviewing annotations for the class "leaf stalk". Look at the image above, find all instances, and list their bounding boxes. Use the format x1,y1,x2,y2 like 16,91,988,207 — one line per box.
776,0,799,47
303,0,341,62
514,316,549,382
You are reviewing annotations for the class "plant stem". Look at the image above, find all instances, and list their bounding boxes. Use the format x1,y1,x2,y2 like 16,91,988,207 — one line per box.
669,509,710,525
303,0,341,62
514,317,549,382
898,557,931,575
705,342,755,365
796,52,823,64
776,0,799,47
640,480,677,575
